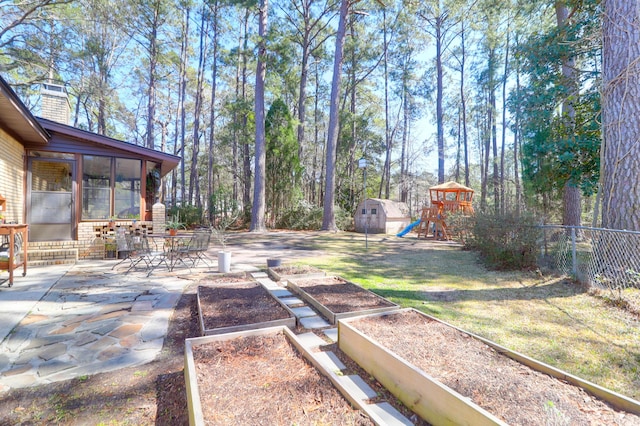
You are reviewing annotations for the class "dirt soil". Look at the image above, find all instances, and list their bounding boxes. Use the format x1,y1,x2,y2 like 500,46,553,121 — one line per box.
1,260,635,425
268,264,325,281
350,310,640,426
291,276,397,314
198,281,293,331
192,332,373,425
192,277,429,425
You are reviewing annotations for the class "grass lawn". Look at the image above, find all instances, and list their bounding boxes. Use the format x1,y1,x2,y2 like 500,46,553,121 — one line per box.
299,231,640,401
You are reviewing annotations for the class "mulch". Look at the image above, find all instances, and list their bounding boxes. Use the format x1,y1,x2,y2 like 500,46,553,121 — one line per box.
350,310,640,426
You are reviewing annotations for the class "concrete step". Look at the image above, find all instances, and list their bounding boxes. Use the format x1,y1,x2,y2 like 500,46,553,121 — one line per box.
27,248,78,266
366,402,414,425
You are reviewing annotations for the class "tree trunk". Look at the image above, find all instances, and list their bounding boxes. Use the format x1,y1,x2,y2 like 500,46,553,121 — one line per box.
145,0,160,150
380,9,391,199
241,10,251,212
207,0,220,222
321,0,349,231
601,0,640,230
435,15,445,183
556,1,581,227
400,80,408,203
189,8,208,208
460,22,469,187
179,6,190,206
250,0,268,232
500,28,509,214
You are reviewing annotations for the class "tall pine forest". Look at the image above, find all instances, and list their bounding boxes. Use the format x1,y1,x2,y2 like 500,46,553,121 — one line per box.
1,0,610,229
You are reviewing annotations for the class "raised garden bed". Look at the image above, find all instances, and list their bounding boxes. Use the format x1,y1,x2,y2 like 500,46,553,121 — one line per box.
287,276,399,324
196,281,295,335
339,308,640,426
267,264,326,282
184,327,374,425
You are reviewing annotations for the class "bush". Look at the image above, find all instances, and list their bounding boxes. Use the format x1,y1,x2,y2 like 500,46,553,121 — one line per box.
276,201,322,230
168,205,204,228
464,211,541,270
276,201,353,231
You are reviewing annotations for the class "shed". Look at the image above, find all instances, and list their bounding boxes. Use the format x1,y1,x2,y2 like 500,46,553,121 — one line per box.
355,198,411,234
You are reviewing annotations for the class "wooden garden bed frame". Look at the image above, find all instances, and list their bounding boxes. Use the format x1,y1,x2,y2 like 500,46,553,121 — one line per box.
196,281,296,335
287,276,400,324
338,308,640,426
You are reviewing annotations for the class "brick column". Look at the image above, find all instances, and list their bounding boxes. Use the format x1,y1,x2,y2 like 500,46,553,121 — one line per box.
153,202,166,235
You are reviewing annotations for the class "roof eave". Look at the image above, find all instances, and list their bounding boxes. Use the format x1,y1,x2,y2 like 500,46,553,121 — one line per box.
37,118,181,177
0,76,50,145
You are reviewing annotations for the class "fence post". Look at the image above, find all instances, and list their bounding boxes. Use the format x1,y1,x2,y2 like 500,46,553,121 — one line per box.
571,227,577,275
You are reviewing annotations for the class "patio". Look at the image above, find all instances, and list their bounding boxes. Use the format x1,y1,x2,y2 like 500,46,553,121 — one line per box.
0,231,324,392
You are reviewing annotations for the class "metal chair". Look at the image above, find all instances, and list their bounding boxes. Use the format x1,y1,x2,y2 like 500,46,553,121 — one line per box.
111,231,132,270
111,233,152,273
185,230,212,267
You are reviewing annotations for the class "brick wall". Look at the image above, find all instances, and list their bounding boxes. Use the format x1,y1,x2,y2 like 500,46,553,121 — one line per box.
28,220,155,261
0,128,25,223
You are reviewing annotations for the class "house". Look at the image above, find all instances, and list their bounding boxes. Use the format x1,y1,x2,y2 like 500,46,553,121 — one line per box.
0,75,180,263
354,198,411,234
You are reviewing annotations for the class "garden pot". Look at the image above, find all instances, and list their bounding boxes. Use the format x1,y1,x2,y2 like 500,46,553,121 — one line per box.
266,258,281,268
168,228,178,236
218,251,231,273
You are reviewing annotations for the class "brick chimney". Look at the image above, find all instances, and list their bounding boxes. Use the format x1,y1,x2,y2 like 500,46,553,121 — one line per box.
41,82,70,125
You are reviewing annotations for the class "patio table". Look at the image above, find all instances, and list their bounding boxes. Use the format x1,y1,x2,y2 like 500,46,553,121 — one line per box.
148,233,194,274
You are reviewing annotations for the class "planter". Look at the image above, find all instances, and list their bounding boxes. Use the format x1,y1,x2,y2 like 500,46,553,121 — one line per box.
196,281,296,336
267,264,326,282
287,276,399,324
184,326,382,426
168,228,178,236
339,309,640,425
266,258,281,268
217,250,231,273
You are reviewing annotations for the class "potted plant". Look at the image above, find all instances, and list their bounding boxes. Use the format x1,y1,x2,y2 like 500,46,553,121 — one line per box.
211,211,238,273
108,216,117,228
166,216,185,236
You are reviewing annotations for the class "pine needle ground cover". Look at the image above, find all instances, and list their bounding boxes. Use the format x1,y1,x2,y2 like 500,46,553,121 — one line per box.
302,232,640,401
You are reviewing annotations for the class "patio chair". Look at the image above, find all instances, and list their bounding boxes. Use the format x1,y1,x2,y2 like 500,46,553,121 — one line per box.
111,232,132,270
148,234,193,274
112,233,152,273
185,230,212,267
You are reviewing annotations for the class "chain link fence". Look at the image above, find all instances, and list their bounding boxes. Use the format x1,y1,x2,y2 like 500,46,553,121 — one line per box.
539,225,640,311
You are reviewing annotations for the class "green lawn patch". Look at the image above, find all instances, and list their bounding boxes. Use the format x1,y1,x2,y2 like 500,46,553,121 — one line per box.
302,232,640,400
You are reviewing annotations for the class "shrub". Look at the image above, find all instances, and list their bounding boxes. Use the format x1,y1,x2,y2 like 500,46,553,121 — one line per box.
168,205,204,228
464,211,541,270
276,201,353,231
277,201,323,230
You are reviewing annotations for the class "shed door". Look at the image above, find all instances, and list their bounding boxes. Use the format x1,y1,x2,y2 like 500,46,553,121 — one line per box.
28,158,75,241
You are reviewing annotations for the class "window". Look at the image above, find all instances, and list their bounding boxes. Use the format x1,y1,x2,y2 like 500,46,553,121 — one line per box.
114,158,141,218
371,208,377,215
145,161,161,213
82,155,111,219
362,208,366,215
82,156,142,220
